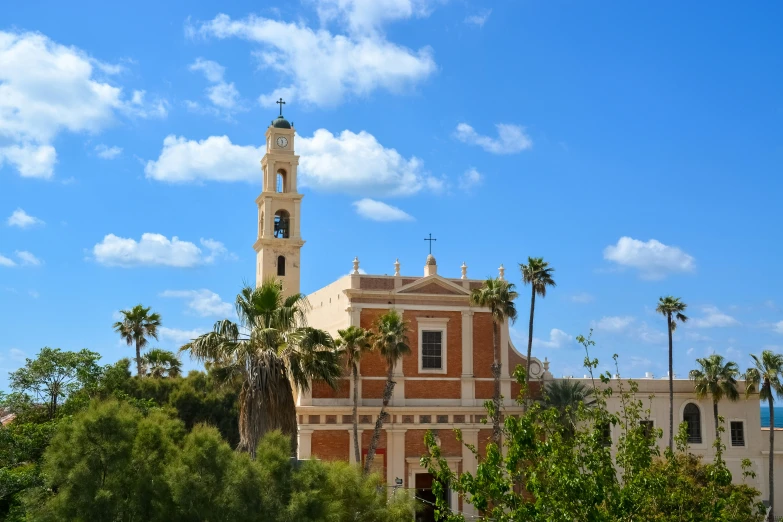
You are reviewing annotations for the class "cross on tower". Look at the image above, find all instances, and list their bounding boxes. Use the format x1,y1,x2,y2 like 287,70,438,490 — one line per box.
276,98,286,116
423,233,437,254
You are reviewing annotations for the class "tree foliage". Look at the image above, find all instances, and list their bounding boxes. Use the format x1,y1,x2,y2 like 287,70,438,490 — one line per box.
424,341,765,522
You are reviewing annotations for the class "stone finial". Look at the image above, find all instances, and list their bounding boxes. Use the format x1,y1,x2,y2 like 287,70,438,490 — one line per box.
424,254,437,276
461,261,467,280
352,257,360,275
394,258,401,277
498,264,505,281
543,357,550,372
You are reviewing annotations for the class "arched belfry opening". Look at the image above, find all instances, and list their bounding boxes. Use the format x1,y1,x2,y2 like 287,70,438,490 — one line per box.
277,255,286,276
276,169,287,193
274,210,290,238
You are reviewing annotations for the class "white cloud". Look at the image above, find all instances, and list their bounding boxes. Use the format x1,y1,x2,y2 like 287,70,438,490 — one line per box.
0,31,166,179
298,129,437,196
316,0,434,35
145,135,263,183
15,251,42,266
685,332,711,342
690,306,739,328
9,348,26,362
7,208,44,228
592,316,635,332
570,292,594,304
774,321,783,334
92,233,230,267
28,290,39,298
191,13,436,107
161,289,234,317
353,198,413,221
464,9,492,27
95,144,122,159
458,168,483,191
159,326,208,345
686,347,695,356
454,122,532,154
146,130,438,196
189,58,241,113
522,328,573,350
0,251,42,267
637,321,666,344
603,237,695,280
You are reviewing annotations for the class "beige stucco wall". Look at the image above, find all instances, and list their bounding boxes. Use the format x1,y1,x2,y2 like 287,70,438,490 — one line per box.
305,275,354,336
760,427,783,511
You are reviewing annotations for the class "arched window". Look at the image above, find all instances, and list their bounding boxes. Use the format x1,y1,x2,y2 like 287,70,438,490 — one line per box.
273,210,290,238
259,212,264,238
276,169,286,193
277,255,286,276
683,403,702,444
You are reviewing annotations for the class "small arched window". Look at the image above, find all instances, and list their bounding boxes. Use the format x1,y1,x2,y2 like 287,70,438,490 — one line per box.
259,212,264,237
274,210,290,238
277,255,286,276
683,403,702,444
276,170,286,193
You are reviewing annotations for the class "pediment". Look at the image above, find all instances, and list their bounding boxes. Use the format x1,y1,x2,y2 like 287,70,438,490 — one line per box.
396,275,471,296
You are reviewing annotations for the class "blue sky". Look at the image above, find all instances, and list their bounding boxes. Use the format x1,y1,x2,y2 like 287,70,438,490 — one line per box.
1,1,782,388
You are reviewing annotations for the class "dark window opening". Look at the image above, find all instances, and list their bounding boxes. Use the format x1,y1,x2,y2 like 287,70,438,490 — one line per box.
421,331,442,369
277,255,286,276
730,421,745,447
274,210,290,238
599,422,611,447
683,403,702,444
276,170,286,193
640,420,654,440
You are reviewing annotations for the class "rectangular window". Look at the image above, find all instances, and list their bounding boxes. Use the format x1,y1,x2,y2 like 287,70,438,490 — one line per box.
599,422,612,447
640,420,654,440
730,421,745,447
421,330,443,369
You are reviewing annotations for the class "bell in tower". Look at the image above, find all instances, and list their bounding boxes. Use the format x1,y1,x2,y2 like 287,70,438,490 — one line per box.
252,100,305,297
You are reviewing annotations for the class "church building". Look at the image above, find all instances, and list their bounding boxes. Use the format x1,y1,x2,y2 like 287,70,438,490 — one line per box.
252,106,547,518
251,107,778,518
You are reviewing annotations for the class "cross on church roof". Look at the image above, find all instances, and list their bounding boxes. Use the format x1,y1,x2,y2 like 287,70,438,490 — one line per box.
276,98,286,116
424,233,437,254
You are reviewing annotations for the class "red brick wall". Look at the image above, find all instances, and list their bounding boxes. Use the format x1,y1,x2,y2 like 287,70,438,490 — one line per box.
359,278,395,290
405,379,460,399
473,313,494,378
361,379,386,399
312,430,349,461
475,380,494,399
312,378,350,399
360,309,390,377
405,429,463,458
403,311,463,379
477,429,493,459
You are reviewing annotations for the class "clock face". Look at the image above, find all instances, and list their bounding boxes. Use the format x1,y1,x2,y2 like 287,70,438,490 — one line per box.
276,136,288,148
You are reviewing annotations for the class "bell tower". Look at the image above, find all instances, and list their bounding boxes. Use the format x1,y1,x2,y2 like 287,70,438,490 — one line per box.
253,99,304,296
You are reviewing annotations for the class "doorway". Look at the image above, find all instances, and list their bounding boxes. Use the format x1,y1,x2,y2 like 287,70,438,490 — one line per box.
415,472,449,522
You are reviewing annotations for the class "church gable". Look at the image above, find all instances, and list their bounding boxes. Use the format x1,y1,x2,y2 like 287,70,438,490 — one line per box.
396,276,470,296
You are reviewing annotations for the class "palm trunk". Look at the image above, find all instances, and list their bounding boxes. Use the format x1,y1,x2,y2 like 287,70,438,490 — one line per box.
365,363,394,474
667,313,674,454
713,400,720,444
491,320,502,443
526,288,536,392
135,339,143,377
237,376,265,459
352,363,361,464
769,395,775,521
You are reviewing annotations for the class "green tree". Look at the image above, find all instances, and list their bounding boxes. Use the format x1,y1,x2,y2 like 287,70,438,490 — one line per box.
469,278,518,442
689,354,740,441
8,347,102,419
656,295,688,453
335,326,374,464
143,349,183,378
745,350,783,521
113,305,162,377
364,310,410,474
183,281,341,458
544,378,595,434
519,257,556,393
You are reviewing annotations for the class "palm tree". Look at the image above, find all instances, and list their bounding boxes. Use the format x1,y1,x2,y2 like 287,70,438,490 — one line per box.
142,348,183,378
364,310,410,475
689,354,740,442
470,278,518,443
544,379,595,434
519,258,556,391
744,350,783,521
655,296,688,453
182,280,342,458
113,305,162,377
336,326,374,465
